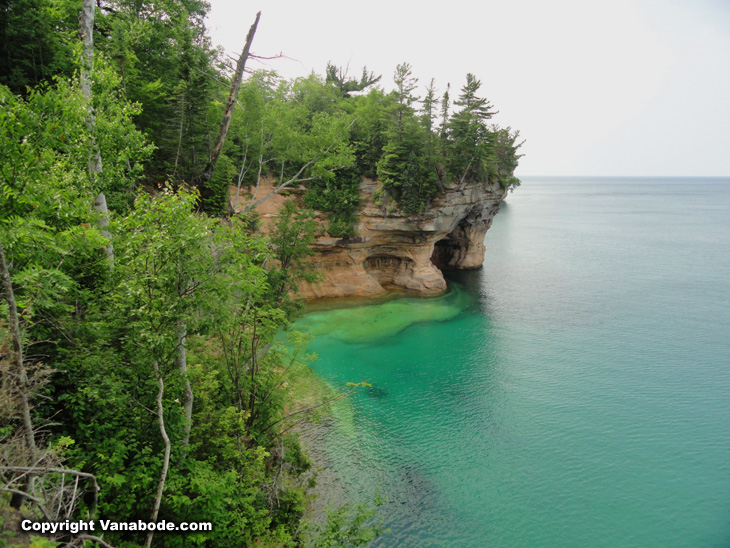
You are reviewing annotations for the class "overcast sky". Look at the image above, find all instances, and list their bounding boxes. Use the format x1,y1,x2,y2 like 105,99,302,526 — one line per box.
207,0,730,177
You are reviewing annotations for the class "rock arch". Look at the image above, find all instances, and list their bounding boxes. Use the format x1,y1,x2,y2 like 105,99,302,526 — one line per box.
430,219,488,271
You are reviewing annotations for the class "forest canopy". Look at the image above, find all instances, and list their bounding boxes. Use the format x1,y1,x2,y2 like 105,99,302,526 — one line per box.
1,0,523,227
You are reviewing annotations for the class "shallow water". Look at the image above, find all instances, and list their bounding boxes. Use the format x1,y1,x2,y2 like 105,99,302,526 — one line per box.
292,177,730,547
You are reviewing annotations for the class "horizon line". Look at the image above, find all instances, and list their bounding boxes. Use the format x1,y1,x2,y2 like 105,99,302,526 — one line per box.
517,174,730,179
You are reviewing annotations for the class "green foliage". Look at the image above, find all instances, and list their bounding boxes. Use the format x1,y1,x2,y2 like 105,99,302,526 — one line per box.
374,67,441,213
95,0,216,188
325,62,381,97
1,69,348,546
0,80,91,224
1,5,522,544
0,0,77,93
304,167,360,237
44,190,328,547
267,200,320,310
304,499,385,548
0,72,148,341
326,213,357,239
349,89,393,179
488,126,524,192
376,116,440,214
445,73,497,183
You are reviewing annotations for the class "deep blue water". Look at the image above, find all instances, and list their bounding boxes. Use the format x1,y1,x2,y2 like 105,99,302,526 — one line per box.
293,177,730,547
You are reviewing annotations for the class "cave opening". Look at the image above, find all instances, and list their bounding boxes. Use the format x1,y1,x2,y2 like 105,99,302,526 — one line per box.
430,236,461,271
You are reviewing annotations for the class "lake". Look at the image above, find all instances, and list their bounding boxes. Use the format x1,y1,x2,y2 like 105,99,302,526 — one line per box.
292,177,730,547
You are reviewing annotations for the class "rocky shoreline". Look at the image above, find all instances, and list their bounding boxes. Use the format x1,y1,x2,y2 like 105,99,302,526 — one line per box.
297,178,507,300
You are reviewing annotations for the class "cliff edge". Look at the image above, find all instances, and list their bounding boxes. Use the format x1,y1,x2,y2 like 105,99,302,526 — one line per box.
296,178,507,300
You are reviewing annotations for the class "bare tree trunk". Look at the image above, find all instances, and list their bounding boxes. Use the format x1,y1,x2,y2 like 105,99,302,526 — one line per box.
79,0,94,111
0,238,37,509
0,240,36,457
199,12,260,206
233,141,250,211
79,0,101,177
176,321,193,467
79,0,113,262
173,90,186,175
209,12,260,171
94,192,114,262
246,312,258,432
146,361,171,548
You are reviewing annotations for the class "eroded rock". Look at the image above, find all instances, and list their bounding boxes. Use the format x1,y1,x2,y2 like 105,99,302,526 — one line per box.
297,178,507,300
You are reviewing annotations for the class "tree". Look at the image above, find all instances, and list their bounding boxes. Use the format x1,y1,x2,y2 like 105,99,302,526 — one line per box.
446,73,497,184
375,65,440,213
325,62,381,97
199,11,261,214
438,83,450,139
96,0,219,195
421,78,437,133
0,0,76,93
266,200,319,308
108,190,219,546
227,73,357,216
0,65,146,543
392,62,419,130
488,125,524,192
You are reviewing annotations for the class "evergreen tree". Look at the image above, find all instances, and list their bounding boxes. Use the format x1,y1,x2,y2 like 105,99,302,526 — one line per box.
421,78,437,133
438,83,451,139
446,73,497,183
97,0,218,188
392,62,419,130
325,62,381,97
488,125,524,191
0,0,76,93
376,64,441,213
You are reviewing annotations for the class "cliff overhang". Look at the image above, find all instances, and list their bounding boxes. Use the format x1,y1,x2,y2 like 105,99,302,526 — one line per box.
297,178,506,300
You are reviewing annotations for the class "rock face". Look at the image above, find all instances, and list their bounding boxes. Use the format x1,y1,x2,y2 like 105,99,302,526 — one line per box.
297,178,507,300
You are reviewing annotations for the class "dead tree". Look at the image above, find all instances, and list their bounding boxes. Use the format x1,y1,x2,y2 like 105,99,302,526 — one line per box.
80,0,113,262
199,11,261,211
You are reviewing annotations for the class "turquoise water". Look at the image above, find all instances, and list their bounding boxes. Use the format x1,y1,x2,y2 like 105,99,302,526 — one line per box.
292,177,730,547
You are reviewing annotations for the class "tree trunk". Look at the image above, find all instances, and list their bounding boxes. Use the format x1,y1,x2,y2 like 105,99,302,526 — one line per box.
146,361,171,548
199,11,260,207
0,238,37,509
79,0,101,176
79,0,94,105
93,192,114,262
79,0,113,262
176,321,193,466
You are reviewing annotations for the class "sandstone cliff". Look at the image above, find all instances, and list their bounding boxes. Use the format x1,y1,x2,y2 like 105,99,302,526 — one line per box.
296,178,507,300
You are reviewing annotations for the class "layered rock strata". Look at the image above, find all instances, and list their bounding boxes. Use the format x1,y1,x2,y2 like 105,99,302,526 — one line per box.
297,178,507,300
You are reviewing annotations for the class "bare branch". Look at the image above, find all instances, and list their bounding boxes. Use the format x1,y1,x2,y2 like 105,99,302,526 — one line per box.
0,488,52,520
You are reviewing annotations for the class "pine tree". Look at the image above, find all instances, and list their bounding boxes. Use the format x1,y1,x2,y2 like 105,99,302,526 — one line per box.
446,73,497,183
439,83,451,139
421,78,437,133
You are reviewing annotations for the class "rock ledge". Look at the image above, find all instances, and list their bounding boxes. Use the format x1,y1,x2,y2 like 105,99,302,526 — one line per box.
297,179,506,300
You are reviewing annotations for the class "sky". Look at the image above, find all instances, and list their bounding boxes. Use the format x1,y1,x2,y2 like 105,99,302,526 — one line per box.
206,0,730,177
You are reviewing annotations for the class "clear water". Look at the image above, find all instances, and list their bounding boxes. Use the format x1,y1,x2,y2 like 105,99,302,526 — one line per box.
292,177,730,548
